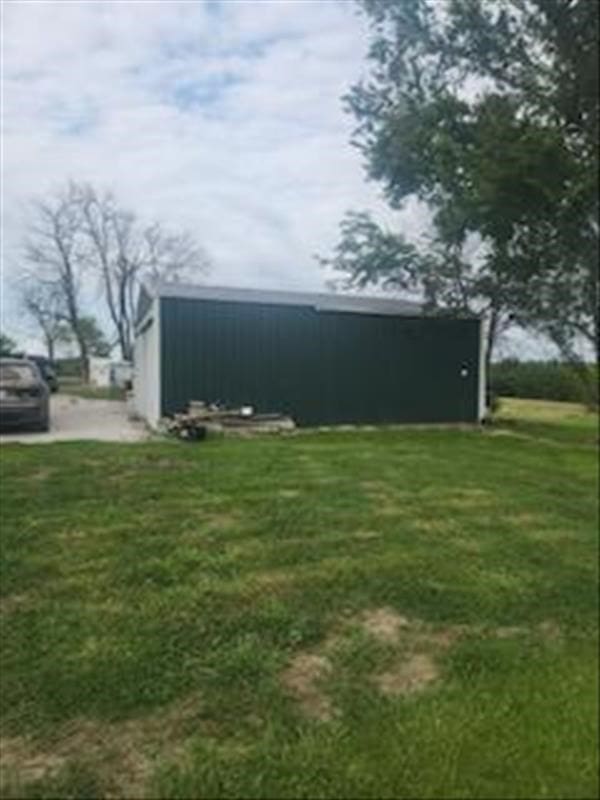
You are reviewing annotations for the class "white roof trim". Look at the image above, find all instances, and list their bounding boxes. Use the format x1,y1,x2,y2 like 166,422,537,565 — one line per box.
149,281,425,318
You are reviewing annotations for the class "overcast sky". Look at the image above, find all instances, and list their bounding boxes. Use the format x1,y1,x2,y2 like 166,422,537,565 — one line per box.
1,0,554,358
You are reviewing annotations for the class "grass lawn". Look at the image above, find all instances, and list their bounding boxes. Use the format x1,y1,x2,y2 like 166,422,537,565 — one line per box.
57,382,125,402
0,399,598,799
495,397,599,447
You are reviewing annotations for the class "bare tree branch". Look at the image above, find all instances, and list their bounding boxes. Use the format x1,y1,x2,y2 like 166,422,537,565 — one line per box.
19,282,69,362
65,183,210,360
22,183,90,378
21,181,211,366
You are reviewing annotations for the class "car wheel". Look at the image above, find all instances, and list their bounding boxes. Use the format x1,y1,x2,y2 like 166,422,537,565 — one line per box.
36,417,50,433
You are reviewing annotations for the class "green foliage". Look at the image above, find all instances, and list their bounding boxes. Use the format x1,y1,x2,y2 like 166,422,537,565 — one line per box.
319,211,473,312
0,402,597,798
70,316,112,357
54,358,82,378
0,332,18,356
50,316,111,362
492,360,599,405
323,0,599,365
59,382,124,401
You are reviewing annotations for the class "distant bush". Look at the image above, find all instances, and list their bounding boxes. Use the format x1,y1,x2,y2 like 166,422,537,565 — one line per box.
55,357,82,377
486,389,501,415
490,360,598,406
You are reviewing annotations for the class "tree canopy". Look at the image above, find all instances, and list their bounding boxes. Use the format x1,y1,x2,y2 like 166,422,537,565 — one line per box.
321,0,598,377
0,333,18,357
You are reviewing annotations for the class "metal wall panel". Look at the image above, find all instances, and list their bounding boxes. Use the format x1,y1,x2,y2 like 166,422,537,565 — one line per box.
160,297,481,425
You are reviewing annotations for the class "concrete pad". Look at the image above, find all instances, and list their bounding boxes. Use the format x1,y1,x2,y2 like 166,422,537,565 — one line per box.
0,395,149,444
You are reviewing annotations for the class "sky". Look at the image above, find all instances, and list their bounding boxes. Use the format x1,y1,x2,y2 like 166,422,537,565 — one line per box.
0,0,555,358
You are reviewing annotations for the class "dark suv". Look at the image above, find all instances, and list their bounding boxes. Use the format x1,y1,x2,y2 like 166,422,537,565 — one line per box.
0,358,50,431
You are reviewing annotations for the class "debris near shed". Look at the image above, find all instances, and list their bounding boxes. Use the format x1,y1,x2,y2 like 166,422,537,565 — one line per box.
164,401,296,441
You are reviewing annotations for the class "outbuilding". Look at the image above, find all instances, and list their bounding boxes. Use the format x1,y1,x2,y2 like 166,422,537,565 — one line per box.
89,357,133,389
133,282,486,428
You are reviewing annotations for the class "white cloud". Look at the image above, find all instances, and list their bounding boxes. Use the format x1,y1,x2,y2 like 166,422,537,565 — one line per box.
0,0,551,359
1,0,395,333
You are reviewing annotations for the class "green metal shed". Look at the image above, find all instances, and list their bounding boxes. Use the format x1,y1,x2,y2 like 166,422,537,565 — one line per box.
133,283,486,428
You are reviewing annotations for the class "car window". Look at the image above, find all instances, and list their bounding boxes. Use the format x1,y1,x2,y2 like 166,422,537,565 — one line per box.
0,364,37,383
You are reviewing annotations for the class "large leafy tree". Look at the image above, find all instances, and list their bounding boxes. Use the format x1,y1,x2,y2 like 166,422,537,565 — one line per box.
321,0,598,382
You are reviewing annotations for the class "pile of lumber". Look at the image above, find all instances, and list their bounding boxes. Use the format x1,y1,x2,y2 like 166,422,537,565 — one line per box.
165,401,295,440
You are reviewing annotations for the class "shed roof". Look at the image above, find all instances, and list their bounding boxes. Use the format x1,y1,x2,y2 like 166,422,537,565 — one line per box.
149,281,425,318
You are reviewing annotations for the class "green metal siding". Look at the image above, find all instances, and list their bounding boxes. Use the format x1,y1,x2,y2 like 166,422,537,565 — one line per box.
160,297,481,426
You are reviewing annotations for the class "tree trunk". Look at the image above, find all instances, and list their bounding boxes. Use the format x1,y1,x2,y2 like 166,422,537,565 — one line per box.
485,307,499,384
121,339,132,362
45,335,55,363
77,335,89,382
63,281,88,381
117,323,129,362
118,277,130,361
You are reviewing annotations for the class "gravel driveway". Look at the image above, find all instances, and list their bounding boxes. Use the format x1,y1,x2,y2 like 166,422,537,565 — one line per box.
0,394,149,444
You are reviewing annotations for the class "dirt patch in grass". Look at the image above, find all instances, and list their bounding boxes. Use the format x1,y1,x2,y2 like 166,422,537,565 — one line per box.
25,467,55,483
416,627,469,649
375,500,403,517
0,693,204,798
0,593,34,616
412,518,452,534
360,482,388,492
493,620,562,643
314,476,342,486
495,625,528,639
278,489,301,499
445,488,494,510
357,609,468,651
56,721,151,798
106,470,145,485
450,536,483,553
360,608,410,644
525,528,577,544
538,620,563,643
233,606,553,729
242,569,294,599
143,458,181,469
203,513,239,531
0,736,66,785
360,481,404,516
56,528,88,542
375,654,439,696
352,530,381,541
281,609,470,719
359,610,470,697
295,453,320,467
504,512,549,528
281,653,336,722
485,428,528,439
81,458,105,468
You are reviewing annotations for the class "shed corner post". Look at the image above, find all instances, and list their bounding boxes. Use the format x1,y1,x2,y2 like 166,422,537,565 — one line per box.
153,294,162,429
478,315,488,422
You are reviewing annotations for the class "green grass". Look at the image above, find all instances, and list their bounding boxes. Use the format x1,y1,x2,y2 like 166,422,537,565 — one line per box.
494,397,599,446
0,399,597,799
58,382,125,401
